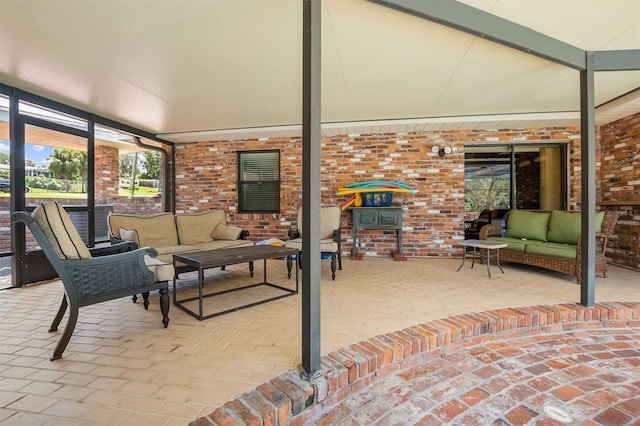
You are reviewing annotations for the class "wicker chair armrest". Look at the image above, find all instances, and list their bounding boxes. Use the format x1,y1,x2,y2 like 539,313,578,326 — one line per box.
576,232,609,260
60,248,156,300
63,247,155,267
90,241,138,257
288,229,300,240
110,235,140,248
479,224,503,240
333,229,341,242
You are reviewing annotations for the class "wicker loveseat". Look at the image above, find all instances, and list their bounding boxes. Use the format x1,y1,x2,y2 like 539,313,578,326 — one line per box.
480,210,617,284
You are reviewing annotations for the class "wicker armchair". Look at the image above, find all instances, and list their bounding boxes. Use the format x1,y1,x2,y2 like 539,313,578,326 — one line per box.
12,202,170,360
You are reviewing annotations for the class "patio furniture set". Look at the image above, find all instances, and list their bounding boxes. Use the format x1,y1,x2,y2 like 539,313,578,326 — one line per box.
12,201,616,360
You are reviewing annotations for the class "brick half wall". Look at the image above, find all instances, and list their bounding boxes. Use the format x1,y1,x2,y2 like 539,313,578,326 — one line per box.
190,302,640,426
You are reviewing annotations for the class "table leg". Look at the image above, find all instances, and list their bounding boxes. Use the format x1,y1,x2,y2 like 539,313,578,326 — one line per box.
198,266,204,318
456,247,467,272
263,258,267,284
172,258,177,305
471,248,476,269
495,249,505,274
295,254,299,292
486,249,492,278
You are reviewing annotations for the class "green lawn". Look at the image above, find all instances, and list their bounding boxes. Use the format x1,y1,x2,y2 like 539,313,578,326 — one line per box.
1,187,160,198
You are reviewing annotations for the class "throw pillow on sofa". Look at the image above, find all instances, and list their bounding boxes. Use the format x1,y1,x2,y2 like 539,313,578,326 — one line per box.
212,223,243,240
506,210,551,242
546,210,605,245
119,227,141,247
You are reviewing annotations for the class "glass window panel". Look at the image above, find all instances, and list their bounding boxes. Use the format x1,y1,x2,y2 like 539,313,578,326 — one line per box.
464,144,566,217
464,146,511,213
95,125,165,223
18,100,88,131
24,125,88,207
0,94,10,288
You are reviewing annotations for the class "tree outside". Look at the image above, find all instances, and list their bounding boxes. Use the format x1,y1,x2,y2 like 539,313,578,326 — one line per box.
139,151,161,180
43,148,88,192
119,150,162,196
464,178,510,212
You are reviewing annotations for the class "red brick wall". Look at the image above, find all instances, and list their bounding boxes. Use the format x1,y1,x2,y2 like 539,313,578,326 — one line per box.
95,145,120,202
598,112,640,270
175,127,585,259
599,113,640,203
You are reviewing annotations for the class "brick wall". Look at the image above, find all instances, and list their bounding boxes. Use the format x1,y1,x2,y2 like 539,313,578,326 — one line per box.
95,145,120,202
599,113,640,203
175,127,585,259
598,112,640,270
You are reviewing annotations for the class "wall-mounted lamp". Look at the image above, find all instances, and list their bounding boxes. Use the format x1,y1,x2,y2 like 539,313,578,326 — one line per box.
431,145,452,157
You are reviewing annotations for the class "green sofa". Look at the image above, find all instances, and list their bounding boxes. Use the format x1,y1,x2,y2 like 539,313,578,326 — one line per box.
480,210,617,284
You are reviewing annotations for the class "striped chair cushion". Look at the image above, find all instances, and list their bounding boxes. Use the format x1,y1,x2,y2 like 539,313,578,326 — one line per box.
31,201,92,260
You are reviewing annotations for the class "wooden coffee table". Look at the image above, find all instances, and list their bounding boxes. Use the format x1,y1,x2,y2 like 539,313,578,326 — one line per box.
457,239,508,278
173,245,298,320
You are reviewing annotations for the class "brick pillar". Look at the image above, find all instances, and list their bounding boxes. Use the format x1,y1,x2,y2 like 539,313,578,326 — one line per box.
95,145,119,203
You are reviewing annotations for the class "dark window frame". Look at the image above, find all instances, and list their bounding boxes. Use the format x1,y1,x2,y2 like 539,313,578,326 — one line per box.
237,149,280,214
464,142,568,213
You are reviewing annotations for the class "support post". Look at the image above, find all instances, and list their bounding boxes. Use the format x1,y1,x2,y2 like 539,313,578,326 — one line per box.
301,0,322,377
9,88,25,287
579,51,596,307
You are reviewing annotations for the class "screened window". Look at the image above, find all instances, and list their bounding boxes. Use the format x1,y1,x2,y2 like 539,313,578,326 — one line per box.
238,150,280,213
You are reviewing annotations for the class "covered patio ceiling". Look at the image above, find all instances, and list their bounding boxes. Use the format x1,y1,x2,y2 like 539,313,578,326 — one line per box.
0,0,639,142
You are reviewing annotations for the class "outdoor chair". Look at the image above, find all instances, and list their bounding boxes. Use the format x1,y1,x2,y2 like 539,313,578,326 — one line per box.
12,201,171,360
285,205,342,280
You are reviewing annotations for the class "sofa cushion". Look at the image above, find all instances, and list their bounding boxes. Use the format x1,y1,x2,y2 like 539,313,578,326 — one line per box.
119,227,140,246
212,223,243,240
285,238,338,253
144,255,175,282
155,245,201,256
506,210,551,242
108,213,178,248
153,245,201,264
547,210,605,245
524,240,577,259
32,201,92,260
176,211,227,245
485,237,527,252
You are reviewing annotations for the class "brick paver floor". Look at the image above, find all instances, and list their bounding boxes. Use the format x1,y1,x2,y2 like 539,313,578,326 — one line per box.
315,328,640,425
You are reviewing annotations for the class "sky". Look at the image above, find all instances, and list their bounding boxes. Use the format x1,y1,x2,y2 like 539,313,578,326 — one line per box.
0,140,54,167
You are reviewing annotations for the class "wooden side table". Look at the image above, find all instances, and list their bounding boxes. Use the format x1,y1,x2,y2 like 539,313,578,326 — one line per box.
350,206,405,260
457,239,508,277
